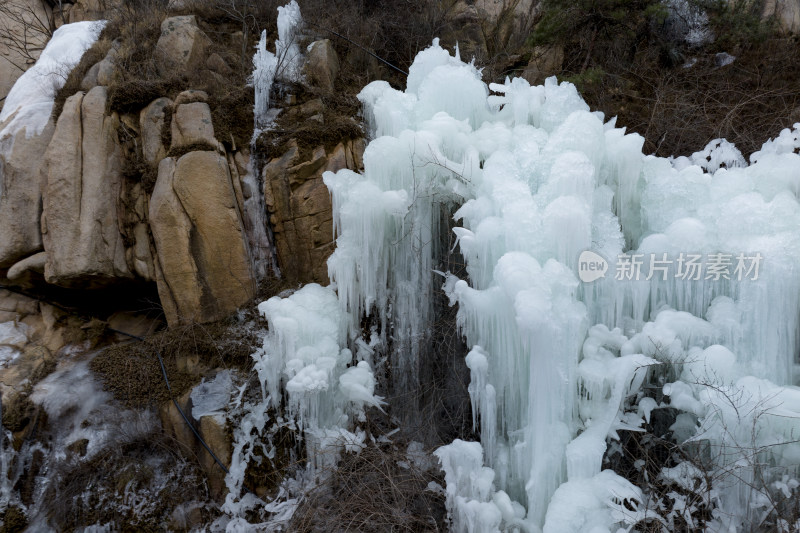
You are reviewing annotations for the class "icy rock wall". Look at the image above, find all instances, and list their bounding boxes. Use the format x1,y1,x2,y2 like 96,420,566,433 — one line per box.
248,0,306,279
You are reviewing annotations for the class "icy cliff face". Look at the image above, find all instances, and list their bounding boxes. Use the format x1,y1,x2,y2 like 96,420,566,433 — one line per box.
249,36,800,532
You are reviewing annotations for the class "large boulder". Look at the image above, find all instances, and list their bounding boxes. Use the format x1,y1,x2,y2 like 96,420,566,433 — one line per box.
149,151,255,325
139,97,173,166
0,116,55,268
95,40,121,86
42,86,133,287
155,15,212,76
304,40,340,91
171,100,217,152
263,138,365,283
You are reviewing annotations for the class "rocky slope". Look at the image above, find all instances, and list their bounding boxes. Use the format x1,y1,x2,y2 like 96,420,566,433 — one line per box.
0,0,798,530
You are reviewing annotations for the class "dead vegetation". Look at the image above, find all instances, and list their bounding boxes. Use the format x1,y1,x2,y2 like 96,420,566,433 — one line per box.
90,273,294,409
527,0,800,157
42,426,216,532
289,438,447,533
90,317,260,408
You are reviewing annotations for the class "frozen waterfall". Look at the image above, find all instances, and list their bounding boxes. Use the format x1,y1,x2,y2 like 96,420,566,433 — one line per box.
246,35,800,533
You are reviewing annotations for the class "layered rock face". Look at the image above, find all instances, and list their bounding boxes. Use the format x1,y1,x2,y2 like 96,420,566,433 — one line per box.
264,138,364,284
42,86,134,287
150,150,255,325
0,8,367,330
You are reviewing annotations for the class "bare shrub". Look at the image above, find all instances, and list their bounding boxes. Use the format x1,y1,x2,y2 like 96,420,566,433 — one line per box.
289,438,447,533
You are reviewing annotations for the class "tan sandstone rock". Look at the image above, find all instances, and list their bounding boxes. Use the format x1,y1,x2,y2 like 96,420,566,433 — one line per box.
304,40,340,91
149,151,255,325
0,116,55,268
263,138,365,283
42,86,133,287
139,97,173,166
155,15,212,76
171,101,217,152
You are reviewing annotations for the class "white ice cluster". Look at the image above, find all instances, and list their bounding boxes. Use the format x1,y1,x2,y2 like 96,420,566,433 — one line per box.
223,284,383,527
316,39,800,532
252,0,304,131
0,21,105,140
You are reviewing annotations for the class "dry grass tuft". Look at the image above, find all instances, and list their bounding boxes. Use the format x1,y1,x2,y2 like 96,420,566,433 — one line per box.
290,439,447,533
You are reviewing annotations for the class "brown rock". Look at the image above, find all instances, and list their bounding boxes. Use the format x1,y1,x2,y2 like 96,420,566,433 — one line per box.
198,415,231,498
170,101,217,151
139,97,173,166
521,45,564,85
206,53,232,76
264,138,365,283
158,385,232,500
42,87,133,287
107,311,160,340
174,89,209,106
304,40,340,91
155,15,212,76
149,151,255,325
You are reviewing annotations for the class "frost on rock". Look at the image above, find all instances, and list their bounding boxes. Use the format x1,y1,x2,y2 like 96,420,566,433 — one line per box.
223,284,383,524
0,321,29,366
253,283,382,462
663,0,711,47
0,21,106,140
191,370,234,421
252,30,279,132
274,0,304,82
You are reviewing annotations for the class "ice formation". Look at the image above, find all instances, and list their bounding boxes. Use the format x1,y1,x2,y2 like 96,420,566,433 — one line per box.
248,1,306,279
240,9,800,528
321,40,800,532
0,21,105,139
191,370,234,421
251,0,304,131
222,284,382,526
0,321,29,366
